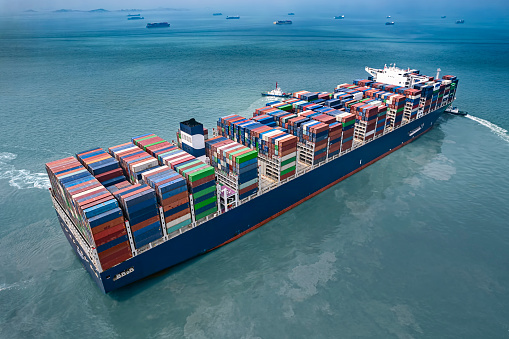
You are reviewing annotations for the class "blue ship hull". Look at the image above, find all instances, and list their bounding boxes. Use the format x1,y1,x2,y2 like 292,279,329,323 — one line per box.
55,105,447,293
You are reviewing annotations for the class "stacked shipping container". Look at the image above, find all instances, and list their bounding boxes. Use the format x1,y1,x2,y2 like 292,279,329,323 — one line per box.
109,183,163,249
205,136,259,200
142,166,192,235
164,151,218,221
108,142,159,184
45,157,132,270
75,148,125,187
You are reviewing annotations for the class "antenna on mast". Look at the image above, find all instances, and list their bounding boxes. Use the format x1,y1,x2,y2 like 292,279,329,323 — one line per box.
436,68,441,80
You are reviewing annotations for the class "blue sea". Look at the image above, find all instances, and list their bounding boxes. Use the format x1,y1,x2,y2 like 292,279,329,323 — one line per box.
1,8,509,338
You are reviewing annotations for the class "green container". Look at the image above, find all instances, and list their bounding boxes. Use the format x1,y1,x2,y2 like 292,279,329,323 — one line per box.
342,120,355,127
237,150,258,164
188,166,215,182
396,107,404,113
196,206,218,221
281,156,296,167
192,185,216,199
167,218,192,234
194,196,217,211
279,104,293,111
280,165,296,176
438,94,443,98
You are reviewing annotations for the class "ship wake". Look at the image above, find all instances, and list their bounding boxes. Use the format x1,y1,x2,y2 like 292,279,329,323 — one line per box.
0,152,50,190
465,115,509,143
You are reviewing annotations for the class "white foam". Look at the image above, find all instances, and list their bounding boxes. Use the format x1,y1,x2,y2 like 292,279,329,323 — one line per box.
466,114,509,143
0,152,50,190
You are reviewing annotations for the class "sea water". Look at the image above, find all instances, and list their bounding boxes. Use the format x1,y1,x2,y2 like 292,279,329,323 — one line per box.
1,9,509,338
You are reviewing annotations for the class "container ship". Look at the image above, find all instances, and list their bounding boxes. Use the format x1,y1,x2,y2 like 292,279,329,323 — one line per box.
46,65,458,293
146,22,170,28
274,20,292,25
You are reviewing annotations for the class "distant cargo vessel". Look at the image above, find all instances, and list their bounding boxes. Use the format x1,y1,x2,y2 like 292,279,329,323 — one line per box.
334,15,345,19
441,16,447,19
456,19,465,24
47,64,458,293
146,22,170,28
213,13,222,16
226,16,240,19
288,13,295,16
386,21,395,25
127,14,141,17
274,20,292,25
128,16,144,20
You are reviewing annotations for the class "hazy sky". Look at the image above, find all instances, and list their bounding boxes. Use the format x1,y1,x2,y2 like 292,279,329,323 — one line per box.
0,0,507,16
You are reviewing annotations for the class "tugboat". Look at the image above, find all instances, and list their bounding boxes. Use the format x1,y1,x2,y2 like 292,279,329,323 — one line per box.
445,106,467,116
334,15,345,19
261,82,292,98
456,19,465,24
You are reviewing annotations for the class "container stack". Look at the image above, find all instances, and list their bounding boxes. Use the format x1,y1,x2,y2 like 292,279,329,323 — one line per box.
111,183,163,249
338,113,355,151
45,157,132,270
414,83,433,114
108,143,159,184
205,136,259,200
131,133,174,157
75,148,125,187
385,94,405,127
403,88,421,121
252,114,277,127
350,103,383,142
327,122,343,157
298,121,329,165
141,166,192,235
164,152,218,222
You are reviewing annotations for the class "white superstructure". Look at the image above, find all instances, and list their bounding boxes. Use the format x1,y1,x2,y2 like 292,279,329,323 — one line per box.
365,64,438,88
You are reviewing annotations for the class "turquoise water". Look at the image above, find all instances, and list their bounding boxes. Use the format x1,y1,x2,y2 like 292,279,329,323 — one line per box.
1,10,509,338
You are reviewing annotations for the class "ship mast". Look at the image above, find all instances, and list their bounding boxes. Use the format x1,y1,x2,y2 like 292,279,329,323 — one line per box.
436,68,441,80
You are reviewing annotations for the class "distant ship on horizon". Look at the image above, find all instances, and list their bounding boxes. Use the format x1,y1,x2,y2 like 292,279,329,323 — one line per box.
456,19,465,24
334,15,345,19
128,16,144,20
146,22,170,28
385,21,395,25
288,13,295,15
274,20,292,25
226,16,240,19
213,13,222,16
441,16,447,18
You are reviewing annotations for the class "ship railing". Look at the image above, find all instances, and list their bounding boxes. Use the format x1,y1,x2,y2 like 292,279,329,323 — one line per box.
50,192,104,274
